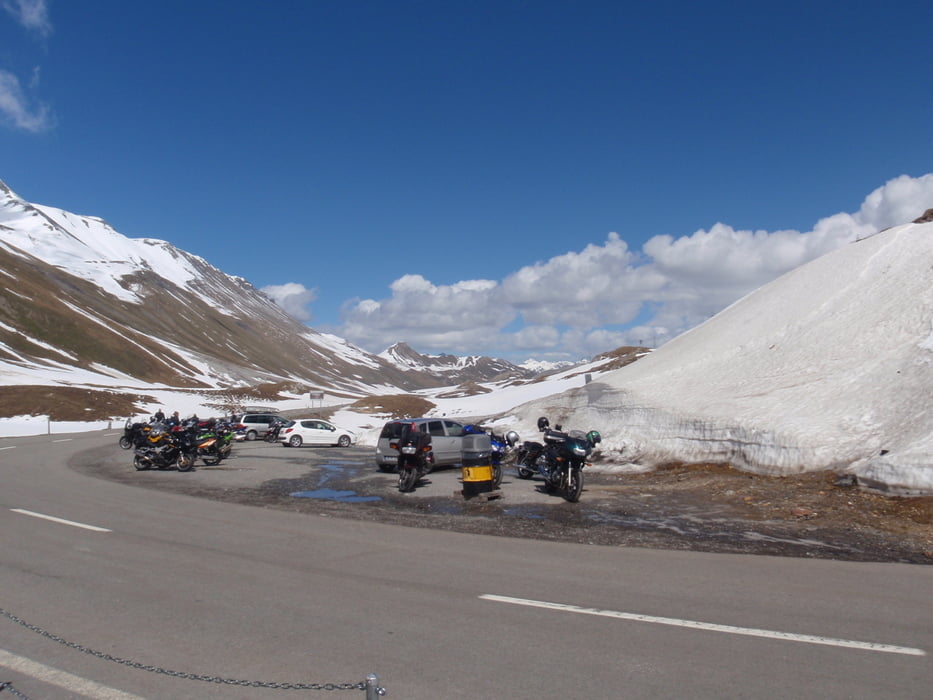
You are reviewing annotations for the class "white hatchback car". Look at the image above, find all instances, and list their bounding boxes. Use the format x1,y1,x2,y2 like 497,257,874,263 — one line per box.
279,418,356,448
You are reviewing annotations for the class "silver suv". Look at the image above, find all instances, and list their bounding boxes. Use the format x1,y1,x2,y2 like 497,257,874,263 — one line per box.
234,412,282,441
375,418,465,472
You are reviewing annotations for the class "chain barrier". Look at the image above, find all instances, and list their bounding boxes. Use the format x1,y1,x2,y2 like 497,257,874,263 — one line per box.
0,681,33,700
1,607,386,697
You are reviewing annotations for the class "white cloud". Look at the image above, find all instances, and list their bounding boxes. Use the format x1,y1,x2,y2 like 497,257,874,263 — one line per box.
2,0,51,37
334,173,933,359
262,282,317,321
340,274,508,353
508,325,561,350
0,69,52,132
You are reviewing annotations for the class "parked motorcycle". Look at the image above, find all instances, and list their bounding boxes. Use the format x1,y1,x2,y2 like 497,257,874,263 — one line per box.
214,421,235,459
391,423,433,492
133,424,198,472
193,419,235,465
264,417,289,443
119,419,151,449
515,417,601,502
463,425,520,488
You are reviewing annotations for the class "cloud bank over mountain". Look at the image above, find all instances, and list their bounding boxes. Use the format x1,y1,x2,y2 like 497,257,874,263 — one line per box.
269,174,933,361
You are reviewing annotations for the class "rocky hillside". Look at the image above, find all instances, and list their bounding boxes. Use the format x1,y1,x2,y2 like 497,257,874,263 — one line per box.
0,180,536,415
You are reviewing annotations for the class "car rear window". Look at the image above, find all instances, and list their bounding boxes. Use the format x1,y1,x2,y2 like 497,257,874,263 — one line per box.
380,422,404,439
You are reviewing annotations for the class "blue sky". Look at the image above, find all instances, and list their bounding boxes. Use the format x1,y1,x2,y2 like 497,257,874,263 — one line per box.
2,0,932,362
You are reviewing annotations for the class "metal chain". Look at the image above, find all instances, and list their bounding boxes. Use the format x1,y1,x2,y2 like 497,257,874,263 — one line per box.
0,607,385,695
0,681,34,700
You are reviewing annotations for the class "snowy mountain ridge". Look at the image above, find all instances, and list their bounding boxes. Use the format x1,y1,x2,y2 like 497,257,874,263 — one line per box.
378,342,535,382
0,179,534,398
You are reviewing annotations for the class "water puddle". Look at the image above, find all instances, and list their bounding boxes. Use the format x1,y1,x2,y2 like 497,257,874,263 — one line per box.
291,488,381,503
313,462,361,486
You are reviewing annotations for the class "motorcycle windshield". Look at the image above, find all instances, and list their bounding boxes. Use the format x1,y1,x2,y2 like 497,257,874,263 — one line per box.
564,436,590,457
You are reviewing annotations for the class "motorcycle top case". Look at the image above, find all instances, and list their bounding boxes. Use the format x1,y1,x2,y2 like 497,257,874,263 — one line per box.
461,433,491,466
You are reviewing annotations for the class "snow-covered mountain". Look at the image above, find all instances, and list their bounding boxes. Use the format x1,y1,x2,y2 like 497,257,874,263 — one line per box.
499,213,933,495
379,342,534,382
519,358,578,374
0,180,522,400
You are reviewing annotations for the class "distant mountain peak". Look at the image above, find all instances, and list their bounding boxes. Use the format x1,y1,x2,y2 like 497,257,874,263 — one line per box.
379,342,535,383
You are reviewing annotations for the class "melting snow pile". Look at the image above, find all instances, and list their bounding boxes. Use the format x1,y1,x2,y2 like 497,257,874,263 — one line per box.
505,221,933,495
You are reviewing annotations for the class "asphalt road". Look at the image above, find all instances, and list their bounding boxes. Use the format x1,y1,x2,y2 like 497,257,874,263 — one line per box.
0,431,930,699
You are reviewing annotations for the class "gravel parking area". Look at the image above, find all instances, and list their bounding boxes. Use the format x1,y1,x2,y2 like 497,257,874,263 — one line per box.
77,440,933,564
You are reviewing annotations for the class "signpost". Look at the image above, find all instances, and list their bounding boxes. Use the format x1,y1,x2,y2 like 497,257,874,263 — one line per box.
309,390,324,410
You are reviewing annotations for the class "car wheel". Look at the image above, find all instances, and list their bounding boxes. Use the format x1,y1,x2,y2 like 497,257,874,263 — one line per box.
377,464,396,473
245,430,258,441
119,436,132,449
337,435,351,447
289,435,303,448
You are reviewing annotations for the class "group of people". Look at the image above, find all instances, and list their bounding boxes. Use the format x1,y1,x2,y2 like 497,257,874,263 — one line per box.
151,409,196,427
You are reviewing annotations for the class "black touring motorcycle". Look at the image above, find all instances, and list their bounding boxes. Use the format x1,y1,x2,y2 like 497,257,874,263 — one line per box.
390,422,434,493
515,417,601,502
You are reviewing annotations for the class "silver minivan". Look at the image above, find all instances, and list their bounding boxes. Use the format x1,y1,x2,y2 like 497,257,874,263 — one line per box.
375,418,465,471
234,412,282,441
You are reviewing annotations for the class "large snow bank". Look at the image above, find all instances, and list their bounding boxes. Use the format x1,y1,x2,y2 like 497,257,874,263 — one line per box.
503,221,933,495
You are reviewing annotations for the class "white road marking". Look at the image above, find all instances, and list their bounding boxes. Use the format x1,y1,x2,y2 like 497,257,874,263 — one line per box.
480,594,926,656
11,509,111,532
0,648,145,699
0,446,16,450
53,438,73,443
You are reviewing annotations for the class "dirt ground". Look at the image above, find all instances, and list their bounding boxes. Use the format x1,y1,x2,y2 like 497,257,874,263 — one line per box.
76,441,933,565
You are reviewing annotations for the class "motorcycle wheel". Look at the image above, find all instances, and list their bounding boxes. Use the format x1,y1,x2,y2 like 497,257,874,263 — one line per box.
119,436,132,449
563,466,584,503
177,454,194,472
133,455,150,471
202,456,220,466
492,462,503,488
516,466,534,479
398,468,418,493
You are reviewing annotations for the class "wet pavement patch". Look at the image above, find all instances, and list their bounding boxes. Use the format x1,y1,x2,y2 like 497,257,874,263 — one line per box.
291,488,381,503
503,507,546,519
